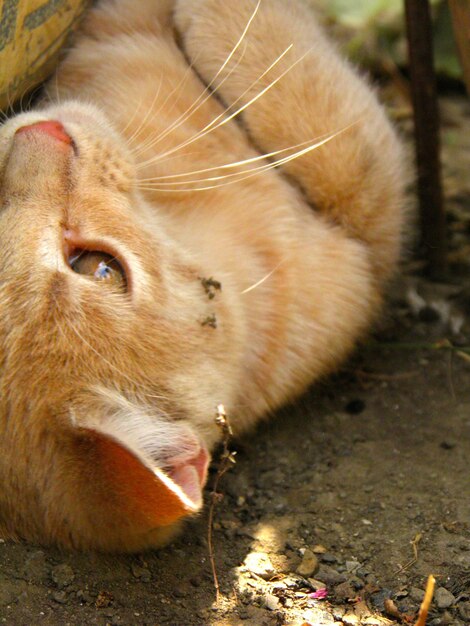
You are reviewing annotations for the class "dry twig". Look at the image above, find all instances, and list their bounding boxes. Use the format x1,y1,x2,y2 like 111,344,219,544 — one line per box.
207,404,237,603
394,532,422,575
414,575,436,626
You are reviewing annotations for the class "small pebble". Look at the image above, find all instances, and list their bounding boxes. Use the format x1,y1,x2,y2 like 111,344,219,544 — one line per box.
440,440,457,450
244,552,275,580
51,564,75,589
297,549,319,577
264,593,280,611
409,587,426,602
370,588,392,611
459,601,470,621
76,590,93,604
435,586,456,609
52,591,68,604
312,545,327,554
345,560,360,572
334,581,356,600
316,565,347,586
131,564,151,582
95,590,113,609
320,552,337,564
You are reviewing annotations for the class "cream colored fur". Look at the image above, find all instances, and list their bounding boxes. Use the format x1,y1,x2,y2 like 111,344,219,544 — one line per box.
0,0,406,550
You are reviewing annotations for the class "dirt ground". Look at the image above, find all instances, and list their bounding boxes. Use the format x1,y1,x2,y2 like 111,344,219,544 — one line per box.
1,93,469,626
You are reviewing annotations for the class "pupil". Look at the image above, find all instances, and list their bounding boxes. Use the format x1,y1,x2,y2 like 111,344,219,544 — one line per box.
69,250,126,291
96,261,112,280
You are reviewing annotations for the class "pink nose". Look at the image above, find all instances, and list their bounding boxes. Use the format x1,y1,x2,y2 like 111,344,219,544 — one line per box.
15,120,72,145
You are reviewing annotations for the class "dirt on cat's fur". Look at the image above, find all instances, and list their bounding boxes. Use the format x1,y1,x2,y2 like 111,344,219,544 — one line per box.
0,95,469,626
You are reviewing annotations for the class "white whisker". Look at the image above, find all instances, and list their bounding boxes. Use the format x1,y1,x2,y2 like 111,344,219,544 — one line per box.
134,1,263,166
125,78,163,148
139,134,328,184
137,123,354,192
138,45,310,170
137,42,294,171
131,57,200,156
241,260,285,294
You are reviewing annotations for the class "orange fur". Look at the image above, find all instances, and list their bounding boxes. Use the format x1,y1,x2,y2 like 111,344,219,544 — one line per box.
0,0,407,550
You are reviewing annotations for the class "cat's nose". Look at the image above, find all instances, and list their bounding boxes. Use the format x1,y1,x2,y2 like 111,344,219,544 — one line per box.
15,120,72,146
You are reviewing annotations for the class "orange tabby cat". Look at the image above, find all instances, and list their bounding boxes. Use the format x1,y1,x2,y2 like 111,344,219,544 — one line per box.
0,0,406,551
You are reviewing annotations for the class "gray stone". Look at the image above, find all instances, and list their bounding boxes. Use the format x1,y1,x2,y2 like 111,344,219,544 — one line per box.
315,564,347,586
409,587,426,603
334,581,356,600
51,564,75,589
434,586,456,609
296,549,319,577
52,590,68,604
345,559,361,572
131,564,151,582
264,593,280,611
458,601,470,621
244,552,275,580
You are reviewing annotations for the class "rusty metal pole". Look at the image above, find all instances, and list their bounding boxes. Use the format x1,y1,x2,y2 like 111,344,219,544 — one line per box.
404,0,447,278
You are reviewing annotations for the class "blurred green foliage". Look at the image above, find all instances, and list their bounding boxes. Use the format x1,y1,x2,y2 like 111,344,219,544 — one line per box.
313,0,462,80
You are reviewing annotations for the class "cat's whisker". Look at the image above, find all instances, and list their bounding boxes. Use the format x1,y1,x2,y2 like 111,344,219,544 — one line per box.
131,55,203,157
137,124,353,191
133,0,262,160
137,45,309,169
240,260,285,295
134,43,247,161
124,78,164,149
120,95,146,139
136,42,293,170
138,134,327,183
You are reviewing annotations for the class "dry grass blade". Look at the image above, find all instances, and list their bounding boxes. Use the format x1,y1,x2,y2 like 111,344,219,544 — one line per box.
394,532,422,575
414,575,435,626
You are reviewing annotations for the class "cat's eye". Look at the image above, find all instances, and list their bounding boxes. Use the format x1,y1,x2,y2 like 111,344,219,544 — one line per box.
69,250,127,291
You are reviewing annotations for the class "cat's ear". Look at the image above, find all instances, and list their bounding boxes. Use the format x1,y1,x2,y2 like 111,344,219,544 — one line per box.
71,391,210,529
79,427,208,527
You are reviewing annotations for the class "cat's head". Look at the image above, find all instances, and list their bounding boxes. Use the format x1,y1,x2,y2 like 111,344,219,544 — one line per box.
0,101,234,551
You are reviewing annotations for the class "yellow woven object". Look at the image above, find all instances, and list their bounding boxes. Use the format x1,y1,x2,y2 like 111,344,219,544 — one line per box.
0,0,89,110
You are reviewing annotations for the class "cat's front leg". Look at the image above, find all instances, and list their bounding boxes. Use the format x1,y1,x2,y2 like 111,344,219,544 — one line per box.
174,0,407,281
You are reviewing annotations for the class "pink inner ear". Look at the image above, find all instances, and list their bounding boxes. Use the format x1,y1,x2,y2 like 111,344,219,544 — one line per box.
82,428,210,528
168,446,210,505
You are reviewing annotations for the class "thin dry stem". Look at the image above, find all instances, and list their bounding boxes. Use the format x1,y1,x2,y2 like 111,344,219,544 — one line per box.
414,575,436,626
207,404,237,604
